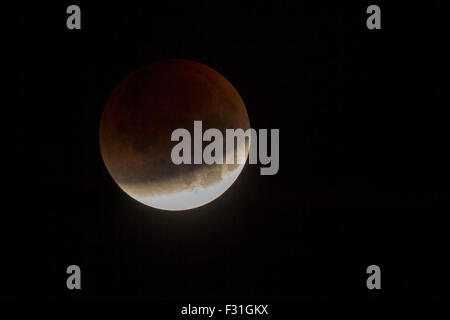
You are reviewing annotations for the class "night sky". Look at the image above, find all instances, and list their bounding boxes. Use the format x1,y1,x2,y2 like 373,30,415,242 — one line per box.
6,1,448,307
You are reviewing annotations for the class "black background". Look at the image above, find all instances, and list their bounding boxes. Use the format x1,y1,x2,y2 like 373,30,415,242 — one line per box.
6,0,449,305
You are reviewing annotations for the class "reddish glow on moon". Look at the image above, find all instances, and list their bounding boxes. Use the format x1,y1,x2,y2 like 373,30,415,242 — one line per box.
99,59,250,211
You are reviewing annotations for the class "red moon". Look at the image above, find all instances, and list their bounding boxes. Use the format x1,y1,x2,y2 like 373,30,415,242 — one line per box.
99,59,250,211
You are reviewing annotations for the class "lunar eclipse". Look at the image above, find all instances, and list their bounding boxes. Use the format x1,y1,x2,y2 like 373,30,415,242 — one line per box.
99,59,250,211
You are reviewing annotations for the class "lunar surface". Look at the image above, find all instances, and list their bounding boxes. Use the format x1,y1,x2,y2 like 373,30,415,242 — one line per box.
99,59,250,211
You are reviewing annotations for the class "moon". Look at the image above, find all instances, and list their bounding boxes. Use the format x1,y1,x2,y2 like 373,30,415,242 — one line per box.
99,59,250,211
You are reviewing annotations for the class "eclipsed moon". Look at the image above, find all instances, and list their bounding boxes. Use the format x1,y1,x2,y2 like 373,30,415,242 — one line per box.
99,59,250,211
